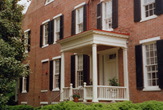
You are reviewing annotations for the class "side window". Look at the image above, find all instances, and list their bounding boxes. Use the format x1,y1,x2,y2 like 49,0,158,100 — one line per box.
71,3,87,35
97,0,118,30
134,0,163,22
141,0,156,20
49,57,61,91
24,30,31,53
43,23,49,46
76,7,84,34
102,1,112,31
53,14,64,43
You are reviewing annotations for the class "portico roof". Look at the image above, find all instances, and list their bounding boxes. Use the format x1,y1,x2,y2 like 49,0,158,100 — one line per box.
57,29,130,53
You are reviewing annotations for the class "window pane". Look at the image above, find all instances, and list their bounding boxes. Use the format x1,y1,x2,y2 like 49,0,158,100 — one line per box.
145,43,158,87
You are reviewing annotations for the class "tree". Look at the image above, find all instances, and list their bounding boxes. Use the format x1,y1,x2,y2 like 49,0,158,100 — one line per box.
0,0,28,105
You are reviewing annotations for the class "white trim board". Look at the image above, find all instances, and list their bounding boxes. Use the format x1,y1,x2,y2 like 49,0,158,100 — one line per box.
41,59,49,63
139,36,160,44
74,2,86,9
53,13,62,19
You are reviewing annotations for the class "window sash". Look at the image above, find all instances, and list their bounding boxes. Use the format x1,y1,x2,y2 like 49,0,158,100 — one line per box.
53,59,60,89
144,43,158,87
102,1,112,30
43,23,48,45
54,17,60,42
22,77,27,92
76,7,84,33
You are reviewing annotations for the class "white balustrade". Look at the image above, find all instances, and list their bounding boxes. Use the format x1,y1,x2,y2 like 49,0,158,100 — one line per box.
63,84,128,101
97,86,127,101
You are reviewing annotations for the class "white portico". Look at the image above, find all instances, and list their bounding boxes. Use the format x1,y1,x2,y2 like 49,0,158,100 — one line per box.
57,29,130,102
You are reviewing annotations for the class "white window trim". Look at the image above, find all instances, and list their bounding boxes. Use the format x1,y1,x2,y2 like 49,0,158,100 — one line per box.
41,59,49,63
101,0,113,31
45,0,54,6
24,29,30,33
52,56,61,60
139,36,160,44
24,29,31,53
40,102,48,105
140,0,157,22
51,102,59,104
52,88,60,91
41,90,48,92
141,37,161,91
52,56,61,90
42,19,50,24
74,2,86,9
42,44,49,48
53,13,62,19
21,102,28,105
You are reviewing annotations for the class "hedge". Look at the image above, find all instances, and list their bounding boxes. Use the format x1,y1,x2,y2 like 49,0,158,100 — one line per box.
2,101,163,110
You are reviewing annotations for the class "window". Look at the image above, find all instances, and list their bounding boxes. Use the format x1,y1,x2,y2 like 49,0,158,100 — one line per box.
76,7,84,34
76,55,84,87
141,0,156,20
142,42,160,90
43,23,49,46
22,77,27,93
24,30,31,52
102,0,112,30
53,59,60,90
97,0,118,30
71,3,87,35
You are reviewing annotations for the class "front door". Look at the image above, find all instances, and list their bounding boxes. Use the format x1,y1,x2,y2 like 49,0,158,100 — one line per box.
104,53,118,86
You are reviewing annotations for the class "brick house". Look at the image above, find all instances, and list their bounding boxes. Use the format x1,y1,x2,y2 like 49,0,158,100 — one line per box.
18,0,163,107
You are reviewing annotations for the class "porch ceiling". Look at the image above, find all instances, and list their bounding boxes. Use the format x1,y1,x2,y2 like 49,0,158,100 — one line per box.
57,29,129,53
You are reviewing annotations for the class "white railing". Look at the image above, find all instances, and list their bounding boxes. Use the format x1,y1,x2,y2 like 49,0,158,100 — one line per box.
63,87,70,100
63,83,128,102
97,86,127,100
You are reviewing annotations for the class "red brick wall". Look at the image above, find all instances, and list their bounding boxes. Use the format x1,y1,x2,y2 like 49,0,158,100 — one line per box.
19,0,163,106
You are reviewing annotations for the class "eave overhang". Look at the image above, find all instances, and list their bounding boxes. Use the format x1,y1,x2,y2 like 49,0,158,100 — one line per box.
57,29,129,53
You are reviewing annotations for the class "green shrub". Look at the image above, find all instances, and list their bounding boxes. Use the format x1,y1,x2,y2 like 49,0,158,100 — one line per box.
2,105,34,110
2,100,163,110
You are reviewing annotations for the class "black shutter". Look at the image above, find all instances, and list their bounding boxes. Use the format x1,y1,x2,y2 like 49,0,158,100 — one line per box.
71,10,76,35
28,30,31,52
112,0,118,29
134,0,141,22
83,55,90,85
156,40,163,89
135,45,143,90
26,75,29,92
155,0,163,15
49,60,53,91
83,4,87,31
59,59,61,89
19,78,22,93
97,3,102,29
48,20,54,44
60,15,64,40
71,55,75,88
40,25,43,47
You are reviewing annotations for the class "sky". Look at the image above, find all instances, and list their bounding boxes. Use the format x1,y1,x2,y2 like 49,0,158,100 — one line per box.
18,0,31,14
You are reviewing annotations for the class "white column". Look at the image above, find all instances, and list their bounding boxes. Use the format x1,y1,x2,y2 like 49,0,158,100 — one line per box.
92,44,98,102
123,48,130,100
60,52,65,101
